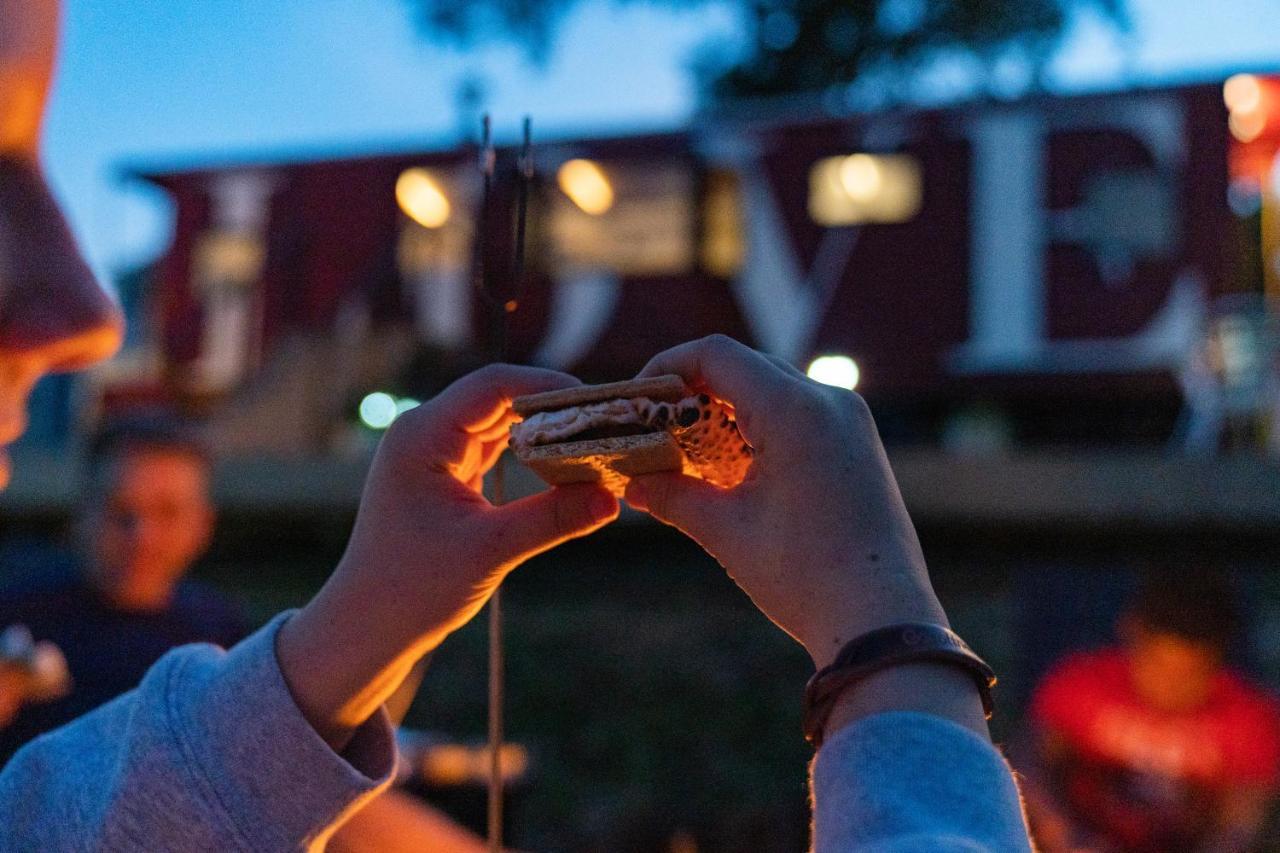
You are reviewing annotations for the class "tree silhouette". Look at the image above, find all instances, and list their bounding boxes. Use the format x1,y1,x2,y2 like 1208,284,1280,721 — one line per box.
400,0,1127,101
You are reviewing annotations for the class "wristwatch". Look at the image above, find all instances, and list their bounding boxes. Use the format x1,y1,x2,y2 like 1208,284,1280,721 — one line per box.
802,622,997,748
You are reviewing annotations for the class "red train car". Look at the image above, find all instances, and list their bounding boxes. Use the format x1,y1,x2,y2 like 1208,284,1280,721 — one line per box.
130,76,1280,453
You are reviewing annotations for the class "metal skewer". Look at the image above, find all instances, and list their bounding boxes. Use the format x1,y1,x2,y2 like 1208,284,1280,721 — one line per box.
474,114,534,853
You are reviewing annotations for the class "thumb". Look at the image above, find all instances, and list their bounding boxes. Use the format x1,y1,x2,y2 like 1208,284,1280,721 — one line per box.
477,483,620,569
624,472,735,542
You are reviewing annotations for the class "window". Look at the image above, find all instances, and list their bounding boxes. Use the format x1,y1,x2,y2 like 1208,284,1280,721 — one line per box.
550,159,694,275
808,153,922,226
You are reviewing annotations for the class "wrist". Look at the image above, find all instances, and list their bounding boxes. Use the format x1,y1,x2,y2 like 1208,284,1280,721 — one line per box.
275,586,423,753
821,660,991,743
802,576,947,670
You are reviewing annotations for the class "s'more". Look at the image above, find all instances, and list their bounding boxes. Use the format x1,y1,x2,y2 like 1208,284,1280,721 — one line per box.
509,375,754,496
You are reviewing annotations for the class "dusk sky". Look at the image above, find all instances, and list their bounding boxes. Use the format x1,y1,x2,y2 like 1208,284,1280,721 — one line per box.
39,0,1280,280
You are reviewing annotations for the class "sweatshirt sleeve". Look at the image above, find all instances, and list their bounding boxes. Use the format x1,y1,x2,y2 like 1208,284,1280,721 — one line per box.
810,712,1032,852
0,611,397,852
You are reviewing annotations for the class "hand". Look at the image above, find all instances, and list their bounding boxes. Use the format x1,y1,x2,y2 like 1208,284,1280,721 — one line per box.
624,335,946,669
278,364,619,749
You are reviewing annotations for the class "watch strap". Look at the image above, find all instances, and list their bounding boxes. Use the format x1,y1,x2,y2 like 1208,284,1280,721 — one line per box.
802,622,997,748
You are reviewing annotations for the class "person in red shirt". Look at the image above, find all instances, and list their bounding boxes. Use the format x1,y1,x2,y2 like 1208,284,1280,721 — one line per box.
1022,573,1280,853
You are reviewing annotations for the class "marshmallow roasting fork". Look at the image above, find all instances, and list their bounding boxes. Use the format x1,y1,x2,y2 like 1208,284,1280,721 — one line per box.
471,114,533,853
470,118,755,850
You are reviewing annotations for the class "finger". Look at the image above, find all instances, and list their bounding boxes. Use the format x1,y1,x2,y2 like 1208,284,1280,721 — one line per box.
762,352,809,382
624,471,738,543
436,364,581,433
470,411,519,443
474,483,620,569
477,436,509,476
636,335,795,447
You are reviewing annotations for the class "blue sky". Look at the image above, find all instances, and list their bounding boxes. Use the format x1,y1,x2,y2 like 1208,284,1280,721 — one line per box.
39,0,1280,278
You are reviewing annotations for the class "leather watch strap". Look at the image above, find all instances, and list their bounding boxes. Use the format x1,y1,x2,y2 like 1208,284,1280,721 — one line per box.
802,622,997,748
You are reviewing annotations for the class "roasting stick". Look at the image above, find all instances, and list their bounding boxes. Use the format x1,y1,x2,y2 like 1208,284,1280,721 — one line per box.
473,114,534,853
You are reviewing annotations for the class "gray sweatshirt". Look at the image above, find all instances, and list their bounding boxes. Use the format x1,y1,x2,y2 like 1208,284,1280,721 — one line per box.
0,614,1031,851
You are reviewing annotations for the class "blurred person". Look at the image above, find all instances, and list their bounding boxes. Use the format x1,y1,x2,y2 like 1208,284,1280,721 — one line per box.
1020,574,1280,853
1,2,1033,850
0,417,240,761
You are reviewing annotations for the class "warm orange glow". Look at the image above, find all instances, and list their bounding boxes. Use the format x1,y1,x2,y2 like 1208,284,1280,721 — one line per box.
557,159,614,215
0,77,43,154
1224,74,1263,114
421,745,472,786
420,743,529,785
1230,108,1267,143
395,168,451,229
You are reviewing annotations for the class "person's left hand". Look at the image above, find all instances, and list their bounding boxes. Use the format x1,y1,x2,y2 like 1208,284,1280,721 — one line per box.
278,364,620,748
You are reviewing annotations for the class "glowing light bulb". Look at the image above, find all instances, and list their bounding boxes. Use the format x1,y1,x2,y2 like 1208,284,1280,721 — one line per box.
359,392,398,429
396,168,451,229
839,154,883,202
807,354,860,390
557,159,614,215
1224,74,1263,114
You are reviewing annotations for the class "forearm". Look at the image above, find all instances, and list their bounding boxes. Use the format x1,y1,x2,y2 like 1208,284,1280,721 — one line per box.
809,560,990,742
275,569,444,753
0,0,59,157
810,712,1032,852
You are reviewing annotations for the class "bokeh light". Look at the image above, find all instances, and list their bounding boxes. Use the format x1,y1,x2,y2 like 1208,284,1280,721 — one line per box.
806,354,860,390
359,392,399,429
839,154,883,202
557,159,614,215
396,168,451,228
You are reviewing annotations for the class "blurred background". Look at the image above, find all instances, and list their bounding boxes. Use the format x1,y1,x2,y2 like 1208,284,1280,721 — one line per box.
4,0,1280,850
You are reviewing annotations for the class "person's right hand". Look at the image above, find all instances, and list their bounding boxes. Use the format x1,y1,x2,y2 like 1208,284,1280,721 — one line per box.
624,335,948,670
277,364,620,751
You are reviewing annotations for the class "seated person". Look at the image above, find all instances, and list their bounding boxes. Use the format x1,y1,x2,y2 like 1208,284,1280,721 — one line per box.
0,417,243,763
1021,573,1280,852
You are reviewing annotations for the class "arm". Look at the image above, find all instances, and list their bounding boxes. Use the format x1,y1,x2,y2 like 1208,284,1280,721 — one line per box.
0,365,616,849
811,713,1031,852
625,335,1032,850
0,617,395,851
327,788,500,853
275,364,618,753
